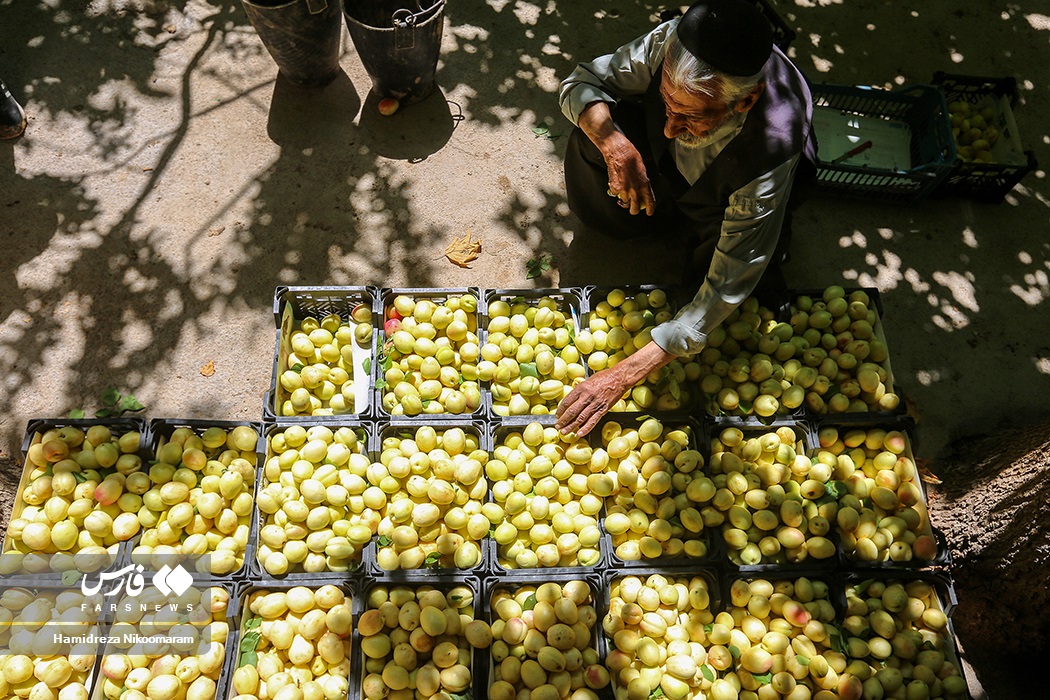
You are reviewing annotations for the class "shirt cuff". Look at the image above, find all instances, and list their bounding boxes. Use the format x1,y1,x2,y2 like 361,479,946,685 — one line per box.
651,321,707,358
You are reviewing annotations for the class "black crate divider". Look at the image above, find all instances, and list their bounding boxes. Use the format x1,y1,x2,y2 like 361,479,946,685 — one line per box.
810,417,954,572
480,571,611,700
354,575,484,700
0,417,150,585
931,71,1039,203
266,285,380,422
487,423,609,577
375,287,485,421
250,421,372,584
365,420,492,579
228,579,357,700
480,287,589,422
587,414,725,570
721,568,848,623
125,419,264,586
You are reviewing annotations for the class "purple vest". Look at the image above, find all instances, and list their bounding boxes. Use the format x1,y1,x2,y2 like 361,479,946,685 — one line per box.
644,46,816,234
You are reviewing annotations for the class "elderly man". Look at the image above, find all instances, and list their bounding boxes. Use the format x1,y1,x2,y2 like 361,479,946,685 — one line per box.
556,0,816,435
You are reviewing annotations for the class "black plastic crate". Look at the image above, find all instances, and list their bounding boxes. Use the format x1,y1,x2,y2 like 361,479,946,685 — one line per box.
266,285,379,421
228,580,355,700
0,417,149,582
482,573,609,700
586,415,723,569
125,419,264,584
706,420,843,571
810,420,952,570
366,421,491,577
784,286,905,421
481,287,588,421
488,423,608,574
932,71,1039,202
252,422,372,582
355,577,485,700
582,284,699,415
376,287,484,419
840,572,973,698
811,83,957,202
94,582,238,700
600,568,722,683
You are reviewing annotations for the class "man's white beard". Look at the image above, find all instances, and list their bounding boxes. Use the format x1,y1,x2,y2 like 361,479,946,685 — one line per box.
675,111,740,150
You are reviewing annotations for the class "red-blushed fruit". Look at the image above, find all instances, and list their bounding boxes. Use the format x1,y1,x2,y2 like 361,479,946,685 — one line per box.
95,479,123,506
913,534,938,560
384,318,402,335
378,98,400,116
386,306,402,321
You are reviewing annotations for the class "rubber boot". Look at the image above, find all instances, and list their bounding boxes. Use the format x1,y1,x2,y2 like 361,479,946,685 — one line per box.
1,80,26,140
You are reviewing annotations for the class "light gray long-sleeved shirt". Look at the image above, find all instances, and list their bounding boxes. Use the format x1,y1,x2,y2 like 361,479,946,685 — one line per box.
560,20,800,358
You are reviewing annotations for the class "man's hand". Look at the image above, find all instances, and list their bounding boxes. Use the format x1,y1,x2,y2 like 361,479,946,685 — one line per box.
555,368,632,437
556,341,677,436
578,102,656,216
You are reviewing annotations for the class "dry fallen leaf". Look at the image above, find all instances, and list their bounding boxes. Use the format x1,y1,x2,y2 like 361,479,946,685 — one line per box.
445,231,482,268
200,360,215,377
915,457,942,485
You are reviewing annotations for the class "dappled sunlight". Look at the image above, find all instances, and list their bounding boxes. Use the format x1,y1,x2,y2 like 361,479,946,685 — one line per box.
1006,245,1050,306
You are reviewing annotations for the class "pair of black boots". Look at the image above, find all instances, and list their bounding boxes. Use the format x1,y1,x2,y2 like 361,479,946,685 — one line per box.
1,79,26,140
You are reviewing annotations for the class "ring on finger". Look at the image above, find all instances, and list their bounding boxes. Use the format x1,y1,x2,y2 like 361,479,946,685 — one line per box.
617,199,629,208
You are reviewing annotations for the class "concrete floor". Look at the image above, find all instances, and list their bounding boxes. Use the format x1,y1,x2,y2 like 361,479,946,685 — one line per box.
2,0,1049,694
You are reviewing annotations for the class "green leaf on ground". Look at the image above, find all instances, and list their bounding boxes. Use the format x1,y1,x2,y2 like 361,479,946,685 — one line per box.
69,409,86,419
526,254,555,279
119,394,145,412
101,387,121,406
95,409,114,418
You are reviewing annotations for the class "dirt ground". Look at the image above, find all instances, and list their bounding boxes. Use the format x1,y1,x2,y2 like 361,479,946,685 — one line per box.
2,1,1050,697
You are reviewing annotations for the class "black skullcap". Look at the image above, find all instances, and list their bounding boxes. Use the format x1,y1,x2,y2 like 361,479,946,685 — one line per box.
676,0,773,77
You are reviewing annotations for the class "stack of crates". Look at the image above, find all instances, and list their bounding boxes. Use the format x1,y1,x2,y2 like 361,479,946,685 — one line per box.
0,284,976,700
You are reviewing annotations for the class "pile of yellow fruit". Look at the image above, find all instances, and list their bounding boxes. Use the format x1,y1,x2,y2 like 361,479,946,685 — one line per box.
948,101,999,164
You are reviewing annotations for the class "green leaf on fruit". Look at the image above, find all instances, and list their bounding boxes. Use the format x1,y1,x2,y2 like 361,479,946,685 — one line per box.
375,378,387,390
69,409,86,419
737,399,753,414
519,363,540,378
729,645,741,658
824,480,847,500
703,624,714,634
488,526,497,537
424,552,443,569
669,380,681,401
701,665,715,682
362,358,372,374
240,630,261,652
796,655,810,666
291,363,305,372
448,691,472,700
754,672,772,685
522,594,538,611
377,535,393,548
239,650,257,668
421,399,432,408
922,640,937,651
244,617,262,630
119,394,145,413
62,570,83,586
102,387,121,406
853,579,876,596
73,472,88,483
648,688,665,700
